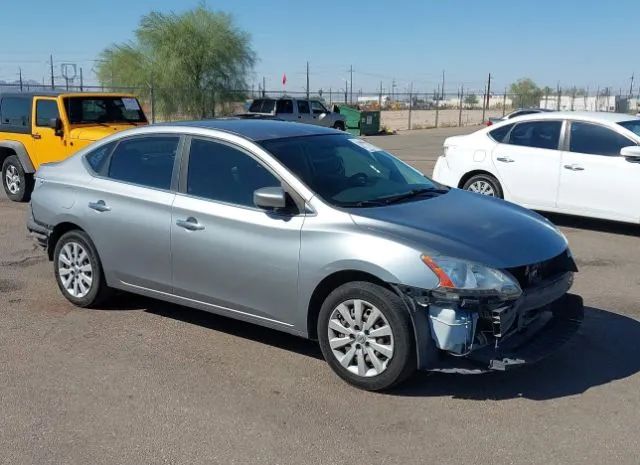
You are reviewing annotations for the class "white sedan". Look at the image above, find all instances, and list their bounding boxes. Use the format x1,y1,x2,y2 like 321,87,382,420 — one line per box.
433,112,640,224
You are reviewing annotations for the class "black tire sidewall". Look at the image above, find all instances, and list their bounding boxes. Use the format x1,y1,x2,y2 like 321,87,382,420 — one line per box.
2,156,29,202
333,122,345,131
463,174,503,199
318,281,416,391
53,230,108,308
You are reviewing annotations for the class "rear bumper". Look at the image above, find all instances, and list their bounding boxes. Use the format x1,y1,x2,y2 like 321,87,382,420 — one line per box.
432,156,457,187
26,210,51,249
431,293,584,373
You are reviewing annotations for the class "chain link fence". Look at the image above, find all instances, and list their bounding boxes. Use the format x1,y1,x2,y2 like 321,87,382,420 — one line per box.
2,82,637,132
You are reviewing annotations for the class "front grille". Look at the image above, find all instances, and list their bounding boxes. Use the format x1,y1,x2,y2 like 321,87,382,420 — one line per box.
507,250,576,289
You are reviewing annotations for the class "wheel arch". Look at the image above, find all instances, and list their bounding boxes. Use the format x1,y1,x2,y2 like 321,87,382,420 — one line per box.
0,141,35,173
458,169,499,189
48,222,87,261
306,270,393,341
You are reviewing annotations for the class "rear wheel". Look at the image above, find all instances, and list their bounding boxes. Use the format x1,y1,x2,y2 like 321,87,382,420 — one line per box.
463,173,503,199
2,155,31,202
333,121,345,131
318,281,416,391
53,230,113,308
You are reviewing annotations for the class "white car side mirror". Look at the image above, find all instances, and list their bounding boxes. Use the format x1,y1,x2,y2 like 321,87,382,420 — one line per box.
620,145,640,157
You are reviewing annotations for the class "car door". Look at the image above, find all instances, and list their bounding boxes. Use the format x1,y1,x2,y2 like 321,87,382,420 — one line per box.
310,100,331,126
558,121,640,222
295,100,314,124
31,97,67,164
491,119,564,208
82,135,181,292
171,137,304,326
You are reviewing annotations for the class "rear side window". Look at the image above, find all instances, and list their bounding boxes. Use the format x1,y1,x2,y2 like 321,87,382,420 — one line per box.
570,122,635,156
107,136,179,189
507,121,562,150
35,100,60,127
488,123,514,143
86,141,116,175
249,99,275,113
297,100,310,114
186,138,280,207
0,97,30,129
276,99,293,114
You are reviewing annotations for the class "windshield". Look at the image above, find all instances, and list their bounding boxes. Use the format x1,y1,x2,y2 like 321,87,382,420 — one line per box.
618,120,640,137
249,99,276,113
63,97,147,124
260,134,445,207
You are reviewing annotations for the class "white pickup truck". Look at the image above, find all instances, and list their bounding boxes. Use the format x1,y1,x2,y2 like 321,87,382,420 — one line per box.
245,97,346,130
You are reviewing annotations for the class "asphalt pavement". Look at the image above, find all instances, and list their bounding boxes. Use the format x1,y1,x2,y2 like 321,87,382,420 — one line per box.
1,126,639,464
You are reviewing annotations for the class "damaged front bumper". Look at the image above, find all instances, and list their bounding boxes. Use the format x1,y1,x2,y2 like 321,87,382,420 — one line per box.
397,272,584,373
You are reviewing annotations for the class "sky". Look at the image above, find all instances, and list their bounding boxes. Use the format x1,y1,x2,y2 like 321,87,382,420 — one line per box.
0,0,637,96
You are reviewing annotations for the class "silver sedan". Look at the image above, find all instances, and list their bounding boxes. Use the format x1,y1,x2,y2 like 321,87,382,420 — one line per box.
28,120,583,390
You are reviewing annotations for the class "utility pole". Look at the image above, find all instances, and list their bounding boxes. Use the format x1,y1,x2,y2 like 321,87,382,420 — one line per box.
262,76,266,97
441,70,445,100
391,79,396,102
349,65,353,105
306,61,310,100
485,72,491,111
379,81,383,108
19,68,23,91
435,84,440,128
629,73,635,98
79,67,84,91
502,87,507,116
50,55,55,89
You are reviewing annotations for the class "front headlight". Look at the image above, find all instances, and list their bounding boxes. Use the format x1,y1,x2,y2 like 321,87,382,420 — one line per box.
421,255,522,300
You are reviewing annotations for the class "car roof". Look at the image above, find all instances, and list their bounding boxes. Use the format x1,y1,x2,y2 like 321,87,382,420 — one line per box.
508,111,639,124
0,91,137,99
156,118,341,141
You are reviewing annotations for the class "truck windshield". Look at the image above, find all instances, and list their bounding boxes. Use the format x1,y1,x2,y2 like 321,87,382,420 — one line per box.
63,97,147,124
260,134,444,207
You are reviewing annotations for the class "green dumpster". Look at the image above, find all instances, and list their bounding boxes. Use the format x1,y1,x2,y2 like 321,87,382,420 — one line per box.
337,106,380,136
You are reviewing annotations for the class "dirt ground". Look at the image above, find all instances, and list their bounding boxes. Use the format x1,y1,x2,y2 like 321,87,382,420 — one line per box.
381,109,505,131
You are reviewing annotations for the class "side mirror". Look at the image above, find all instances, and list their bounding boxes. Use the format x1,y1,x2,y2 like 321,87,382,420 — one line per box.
48,118,63,136
620,146,640,163
254,186,287,210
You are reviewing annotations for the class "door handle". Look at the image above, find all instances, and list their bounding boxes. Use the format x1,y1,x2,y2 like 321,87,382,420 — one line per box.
88,200,111,212
563,164,584,171
496,156,514,163
176,217,205,231
32,133,42,140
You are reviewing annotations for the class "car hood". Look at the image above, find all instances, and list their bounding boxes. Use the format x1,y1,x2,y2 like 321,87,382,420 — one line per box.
69,124,144,141
348,189,568,269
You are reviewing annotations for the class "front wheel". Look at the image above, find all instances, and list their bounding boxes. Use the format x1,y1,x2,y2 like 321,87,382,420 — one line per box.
2,155,31,202
462,173,503,199
332,121,345,131
318,281,416,391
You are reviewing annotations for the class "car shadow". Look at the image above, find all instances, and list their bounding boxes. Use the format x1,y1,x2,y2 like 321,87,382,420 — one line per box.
104,295,640,400
539,212,640,237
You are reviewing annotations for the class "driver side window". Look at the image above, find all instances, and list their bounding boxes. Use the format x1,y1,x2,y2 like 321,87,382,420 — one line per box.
310,101,327,115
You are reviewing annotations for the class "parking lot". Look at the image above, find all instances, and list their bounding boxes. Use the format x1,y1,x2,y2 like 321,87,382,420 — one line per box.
1,125,640,464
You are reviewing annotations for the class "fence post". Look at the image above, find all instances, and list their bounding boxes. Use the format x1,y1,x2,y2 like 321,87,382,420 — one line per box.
408,84,413,130
481,89,487,124
435,85,440,128
502,89,507,116
149,83,156,124
458,86,463,127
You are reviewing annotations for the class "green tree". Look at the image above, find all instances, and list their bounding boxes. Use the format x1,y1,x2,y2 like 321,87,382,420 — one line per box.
464,93,478,108
509,78,543,108
96,5,256,120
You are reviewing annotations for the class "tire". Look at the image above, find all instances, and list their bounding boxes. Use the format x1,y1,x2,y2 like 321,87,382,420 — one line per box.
2,155,31,202
333,121,345,131
318,281,416,391
462,173,503,199
53,230,113,308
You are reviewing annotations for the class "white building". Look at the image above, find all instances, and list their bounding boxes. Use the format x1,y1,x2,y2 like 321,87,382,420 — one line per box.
539,95,628,112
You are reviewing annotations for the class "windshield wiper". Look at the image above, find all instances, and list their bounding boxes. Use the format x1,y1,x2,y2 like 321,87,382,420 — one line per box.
377,187,449,205
337,199,387,208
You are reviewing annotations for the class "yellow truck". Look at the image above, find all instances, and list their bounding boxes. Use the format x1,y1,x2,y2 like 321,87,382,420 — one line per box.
1,92,148,201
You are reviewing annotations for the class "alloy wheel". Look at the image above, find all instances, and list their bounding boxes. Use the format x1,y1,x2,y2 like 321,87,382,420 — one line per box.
5,165,20,194
467,180,496,196
58,242,93,298
327,299,394,377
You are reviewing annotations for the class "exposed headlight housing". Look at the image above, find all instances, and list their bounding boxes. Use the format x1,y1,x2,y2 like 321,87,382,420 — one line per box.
421,255,522,302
